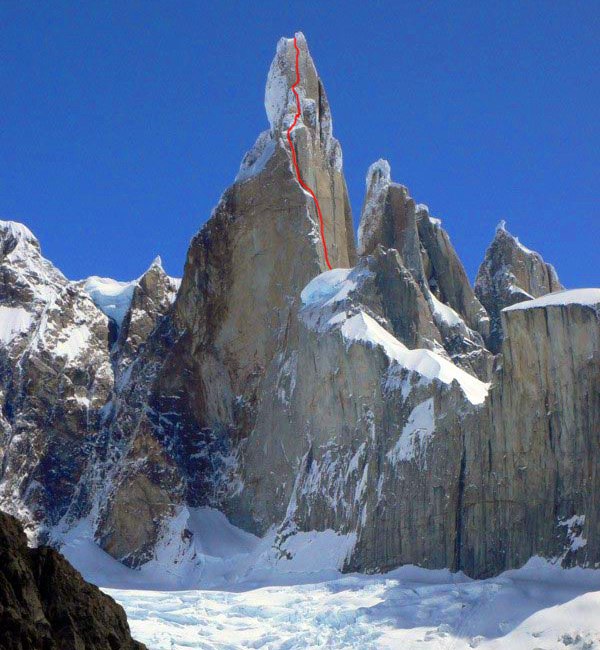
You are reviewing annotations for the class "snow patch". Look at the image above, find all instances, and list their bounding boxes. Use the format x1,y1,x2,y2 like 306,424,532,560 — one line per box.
301,268,356,306
387,398,435,468
236,130,276,183
559,515,587,553
54,324,92,362
429,294,463,327
278,529,357,575
0,306,33,344
503,288,600,312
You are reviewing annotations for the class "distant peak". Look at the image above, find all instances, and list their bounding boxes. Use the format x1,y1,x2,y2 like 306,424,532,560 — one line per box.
493,220,519,244
492,221,536,255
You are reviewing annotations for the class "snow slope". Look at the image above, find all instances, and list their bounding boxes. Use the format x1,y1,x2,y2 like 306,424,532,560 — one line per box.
341,311,489,405
56,508,600,649
0,305,33,344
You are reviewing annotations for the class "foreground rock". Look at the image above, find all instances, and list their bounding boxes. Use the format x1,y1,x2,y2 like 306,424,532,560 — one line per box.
0,510,145,650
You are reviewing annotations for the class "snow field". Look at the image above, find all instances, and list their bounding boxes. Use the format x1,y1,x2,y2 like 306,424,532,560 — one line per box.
109,560,600,650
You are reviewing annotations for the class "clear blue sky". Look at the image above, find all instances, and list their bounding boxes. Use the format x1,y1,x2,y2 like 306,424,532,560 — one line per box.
1,1,598,287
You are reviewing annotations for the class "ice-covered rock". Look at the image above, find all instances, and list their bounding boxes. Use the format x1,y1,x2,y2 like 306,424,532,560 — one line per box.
0,220,180,550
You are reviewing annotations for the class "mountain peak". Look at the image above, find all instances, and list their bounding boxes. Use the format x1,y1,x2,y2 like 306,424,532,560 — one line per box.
475,222,563,352
148,255,163,270
264,33,333,148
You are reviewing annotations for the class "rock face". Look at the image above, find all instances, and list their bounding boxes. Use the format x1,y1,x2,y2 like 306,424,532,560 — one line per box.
0,32,598,582
140,31,358,536
277,266,489,573
0,510,145,650
460,290,600,577
475,221,563,352
0,221,114,539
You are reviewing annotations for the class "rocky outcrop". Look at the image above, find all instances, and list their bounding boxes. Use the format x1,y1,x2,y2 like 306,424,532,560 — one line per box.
114,257,179,370
474,221,563,352
273,267,489,573
0,510,145,650
358,160,424,282
416,207,489,339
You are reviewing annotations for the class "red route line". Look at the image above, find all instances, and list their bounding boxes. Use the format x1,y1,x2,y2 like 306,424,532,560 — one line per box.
286,36,333,271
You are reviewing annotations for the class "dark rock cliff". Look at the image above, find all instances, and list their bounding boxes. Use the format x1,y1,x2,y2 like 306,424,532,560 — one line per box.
0,510,145,650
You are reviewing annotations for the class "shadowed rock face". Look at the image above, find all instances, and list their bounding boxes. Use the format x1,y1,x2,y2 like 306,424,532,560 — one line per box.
0,33,598,581
0,510,146,650
475,222,563,353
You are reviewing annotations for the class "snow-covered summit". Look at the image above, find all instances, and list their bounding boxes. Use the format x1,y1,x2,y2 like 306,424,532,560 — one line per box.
237,32,342,185
265,32,321,134
494,220,539,257
365,158,391,190
263,32,337,162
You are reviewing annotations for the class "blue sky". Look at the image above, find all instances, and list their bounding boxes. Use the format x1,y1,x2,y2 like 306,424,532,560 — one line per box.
1,1,598,287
